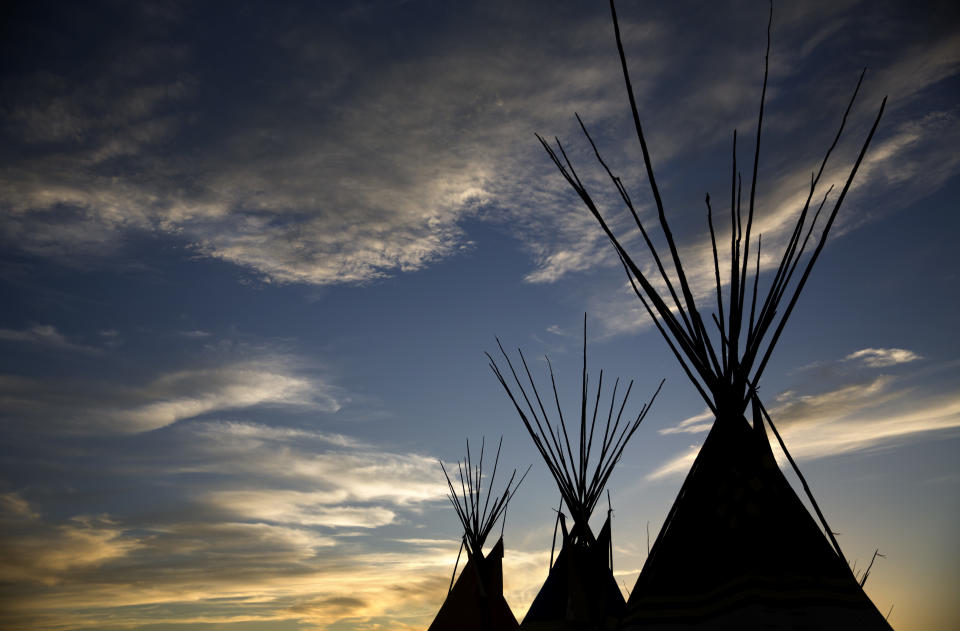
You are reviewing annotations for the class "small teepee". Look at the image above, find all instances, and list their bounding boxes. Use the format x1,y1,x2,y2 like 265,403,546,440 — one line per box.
535,1,892,628
488,316,662,630
429,438,528,631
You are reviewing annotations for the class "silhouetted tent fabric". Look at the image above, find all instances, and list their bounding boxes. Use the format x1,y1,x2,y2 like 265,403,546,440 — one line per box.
429,537,519,631
521,514,626,631
623,404,891,628
535,1,892,627
429,438,528,631
488,317,662,630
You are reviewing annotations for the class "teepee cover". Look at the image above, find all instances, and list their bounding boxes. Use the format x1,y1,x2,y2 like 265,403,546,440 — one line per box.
429,537,519,631
624,405,891,627
521,513,625,631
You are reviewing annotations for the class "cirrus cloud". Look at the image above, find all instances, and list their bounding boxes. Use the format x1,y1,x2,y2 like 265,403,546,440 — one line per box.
0,356,343,434
845,347,922,368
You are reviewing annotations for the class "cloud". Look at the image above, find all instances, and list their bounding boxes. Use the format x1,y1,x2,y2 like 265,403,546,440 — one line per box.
207,492,396,528
207,490,396,528
0,493,346,626
175,421,448,506
167,424,448,524
120,363,327,431
871,30,960,108
0,421,456,629
586,100,960,339
0,324,99,354
845,347,922,368
0,357,342,434
1,1,956,296
770,375,899,427
0,4,627,288
0,402,537,629
0,494,138,585
583,102,960,340
658,408,713,435
527,14,960,340
647,372,960,480
191,419,365,448
773,394,960,461
0,369,452,622
0,499,460,631
520,203,614,284
178,329,211,338
0,4,956,630
647,447,701,481
301,596,367,617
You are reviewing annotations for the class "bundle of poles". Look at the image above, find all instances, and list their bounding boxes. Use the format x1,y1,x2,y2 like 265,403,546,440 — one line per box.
536,0,886,421
439,436,529,572
487,315,663,535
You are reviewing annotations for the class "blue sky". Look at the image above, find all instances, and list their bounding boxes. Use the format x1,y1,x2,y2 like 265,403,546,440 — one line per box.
1,1,958,629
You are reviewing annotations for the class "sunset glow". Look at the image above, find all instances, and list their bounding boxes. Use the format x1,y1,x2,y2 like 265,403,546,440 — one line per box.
1,1,958,630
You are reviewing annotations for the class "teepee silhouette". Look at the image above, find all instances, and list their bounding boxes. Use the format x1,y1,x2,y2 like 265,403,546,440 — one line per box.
489,316,662,630
535,1,892,628
429,438,528,631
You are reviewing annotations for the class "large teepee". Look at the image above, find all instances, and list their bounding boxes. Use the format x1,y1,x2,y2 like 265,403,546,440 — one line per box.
535,1,892,628
429,438,528,631
488,317,662,630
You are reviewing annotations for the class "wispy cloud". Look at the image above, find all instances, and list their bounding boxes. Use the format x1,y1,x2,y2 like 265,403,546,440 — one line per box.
658,408,713,435
207,492,397,528
527,14,960,341
0,399,541,629
584,101,960,339
0,5,623,288
772,393,960,461
120,362,328,431
0,344,460,624
191,419,365,448
0,505,561,631
0,493,137,585
771,375,899,427
845,347,922,368
648,364,960,480
185,435,447,522
0,422,458,630
1,1,955,294
0,324,99,354
178,329,211,339
0,356,342,433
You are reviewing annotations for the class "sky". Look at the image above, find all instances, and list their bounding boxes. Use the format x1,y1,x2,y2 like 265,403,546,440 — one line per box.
1,0,958,629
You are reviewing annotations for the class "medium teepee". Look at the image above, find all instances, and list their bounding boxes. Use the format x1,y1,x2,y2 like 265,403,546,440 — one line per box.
429,438,528,631
488,317,662,630
536,1,892,628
